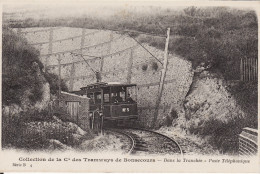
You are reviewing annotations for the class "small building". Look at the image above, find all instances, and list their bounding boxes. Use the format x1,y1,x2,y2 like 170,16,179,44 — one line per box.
60,91,90,130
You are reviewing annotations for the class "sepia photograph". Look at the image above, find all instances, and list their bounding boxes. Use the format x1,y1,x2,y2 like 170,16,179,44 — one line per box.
0,0,259,173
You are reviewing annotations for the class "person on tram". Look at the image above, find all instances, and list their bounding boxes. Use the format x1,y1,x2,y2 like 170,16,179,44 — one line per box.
111,93,122,103
92,107,103,135
126,93,134,103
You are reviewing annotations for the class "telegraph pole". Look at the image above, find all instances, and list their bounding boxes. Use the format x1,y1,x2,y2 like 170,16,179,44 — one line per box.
153,28,170,128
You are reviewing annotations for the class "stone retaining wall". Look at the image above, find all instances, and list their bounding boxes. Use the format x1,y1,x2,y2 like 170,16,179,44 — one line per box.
13,27,193,127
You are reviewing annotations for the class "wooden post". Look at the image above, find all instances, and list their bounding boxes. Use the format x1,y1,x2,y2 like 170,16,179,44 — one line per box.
251,58,253,81
58,54,61,107
101,115,104,135
253,58,256,81
126,48,134,83
17,28,22,36
248,58,249,81
240,58,243,81
108,31,113,54
80,28,86,54
100,56,104,73
248,58,250,81
69,63,75,91
252,58,254,81
91,114,94,129
244,58,247,81
152,28,170,128
100,31,113,73
249,58,251,81
45,28,54,72
256,59,258,81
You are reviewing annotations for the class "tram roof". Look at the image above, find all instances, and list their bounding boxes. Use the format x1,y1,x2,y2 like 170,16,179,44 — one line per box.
80,82,137,90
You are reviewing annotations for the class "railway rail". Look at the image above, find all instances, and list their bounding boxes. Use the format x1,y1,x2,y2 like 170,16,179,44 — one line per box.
105,128,182,155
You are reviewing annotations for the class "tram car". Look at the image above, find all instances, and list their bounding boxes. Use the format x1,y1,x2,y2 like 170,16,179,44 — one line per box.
79,82,138,122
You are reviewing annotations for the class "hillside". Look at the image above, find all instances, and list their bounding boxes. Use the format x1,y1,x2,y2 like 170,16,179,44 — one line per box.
4,6,257,117
5,6,257,79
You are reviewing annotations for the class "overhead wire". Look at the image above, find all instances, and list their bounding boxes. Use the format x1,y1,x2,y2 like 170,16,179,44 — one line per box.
53,28,167,73
126,33,164,65
71,52,97,74
106,28,165,65
105,28,166,38
71,52,101,59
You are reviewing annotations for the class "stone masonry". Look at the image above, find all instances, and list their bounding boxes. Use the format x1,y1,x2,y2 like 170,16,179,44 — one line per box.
13,27,193,127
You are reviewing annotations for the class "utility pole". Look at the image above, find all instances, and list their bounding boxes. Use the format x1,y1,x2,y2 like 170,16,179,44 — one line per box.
153,28,170,128
58,54,61,107
45,28,53,72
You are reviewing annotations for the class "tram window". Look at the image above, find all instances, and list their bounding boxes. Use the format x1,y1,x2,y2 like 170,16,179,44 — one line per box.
111,92,122,103
95,92,102,103
120,91,126,101
104,93,110,103
87,93,94,104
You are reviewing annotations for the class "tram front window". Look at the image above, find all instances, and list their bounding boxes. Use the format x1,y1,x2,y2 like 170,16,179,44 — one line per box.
104,93,110,103
88,93,94,104
111,93,122,103
120,91,126,102
127,86,137,103
95,92,102,103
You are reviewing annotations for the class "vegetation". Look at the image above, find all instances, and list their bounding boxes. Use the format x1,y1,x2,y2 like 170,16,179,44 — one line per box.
151,62,159,71
228,81,258,129
44,72,68,95
2,27,68,106
2,27,69,148
142,64,148,71
188,113,256,154
2,112,85,149
2,27,44,106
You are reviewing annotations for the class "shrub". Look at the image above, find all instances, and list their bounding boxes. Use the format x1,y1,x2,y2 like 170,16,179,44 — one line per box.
169,108,178,120
151,62,159,71
2,28,44,105
2,28,68,106
53,107,77,124
188,114,257,154
142,64,148,71
44,72,68,95
2,109,78,149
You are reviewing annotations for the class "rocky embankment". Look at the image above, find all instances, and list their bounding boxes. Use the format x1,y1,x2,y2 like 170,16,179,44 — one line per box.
183,70,245,129
167,67,248,154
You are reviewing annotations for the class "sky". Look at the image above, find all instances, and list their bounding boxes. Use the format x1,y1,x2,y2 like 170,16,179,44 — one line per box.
3,2,185,20
3,1,256,21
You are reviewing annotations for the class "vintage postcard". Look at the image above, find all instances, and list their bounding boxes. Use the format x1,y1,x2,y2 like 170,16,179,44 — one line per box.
0,0,259,173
